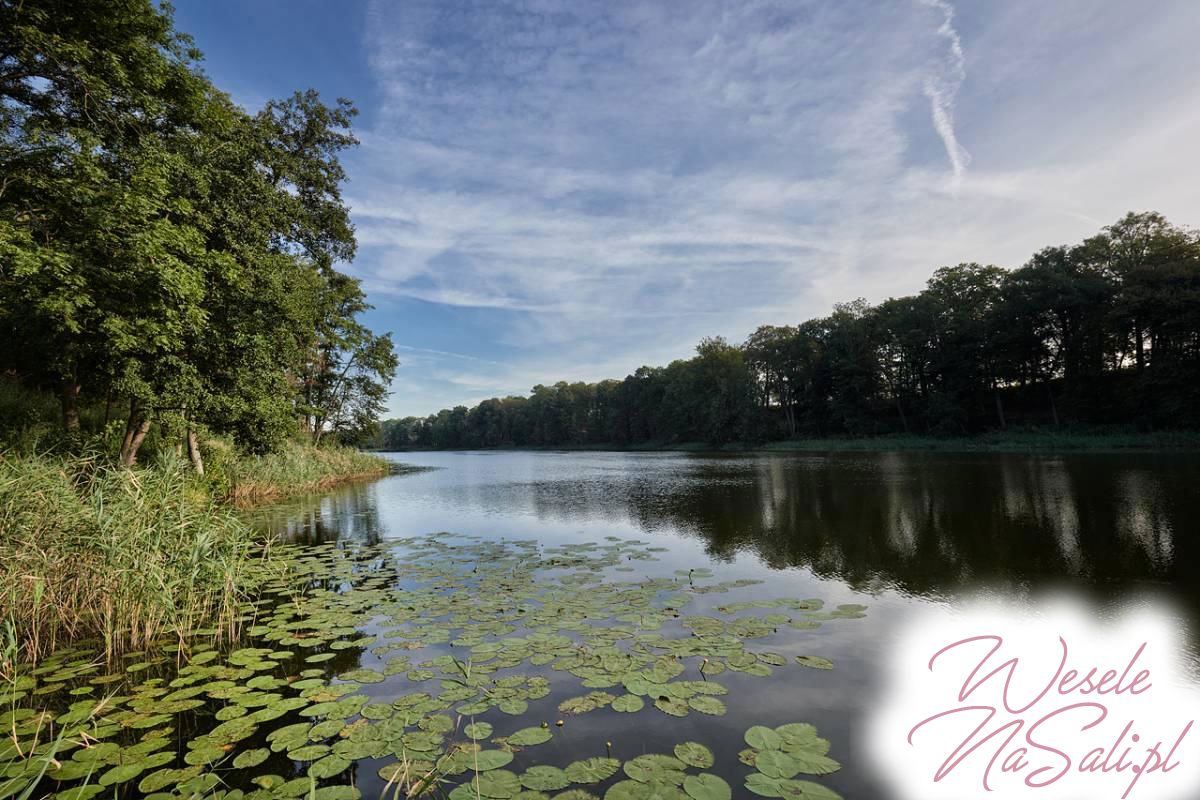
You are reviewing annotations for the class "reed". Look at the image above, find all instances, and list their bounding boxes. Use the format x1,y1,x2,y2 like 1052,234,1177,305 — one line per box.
0,453,267,664
217,439,391,508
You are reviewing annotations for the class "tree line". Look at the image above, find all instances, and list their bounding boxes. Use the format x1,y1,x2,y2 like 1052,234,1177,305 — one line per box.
0,0,396,468
377,212,1200,450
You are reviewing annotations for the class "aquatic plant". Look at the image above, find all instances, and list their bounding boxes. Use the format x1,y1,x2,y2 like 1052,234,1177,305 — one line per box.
0,533,864,800
0,454,268,663
217,442,391,508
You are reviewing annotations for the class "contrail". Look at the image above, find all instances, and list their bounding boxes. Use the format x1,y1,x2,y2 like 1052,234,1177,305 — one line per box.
919,0,969,183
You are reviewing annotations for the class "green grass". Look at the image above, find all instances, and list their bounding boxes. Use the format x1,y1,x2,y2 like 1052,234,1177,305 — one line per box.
0,437,392,664
213,439,392,508
0,452,267,664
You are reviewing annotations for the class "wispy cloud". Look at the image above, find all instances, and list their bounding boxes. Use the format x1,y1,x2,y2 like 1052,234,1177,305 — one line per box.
393,344,504,366
345,0,1200,416
918,0,970,184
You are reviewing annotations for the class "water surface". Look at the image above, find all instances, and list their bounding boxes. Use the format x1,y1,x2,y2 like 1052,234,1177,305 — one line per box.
246,449,1200,799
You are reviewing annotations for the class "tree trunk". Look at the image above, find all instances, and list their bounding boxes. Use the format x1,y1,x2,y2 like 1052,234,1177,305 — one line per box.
896,394,910,434
993,391,1006,430
187,428,205,475
119,400,137,459
1046,382,1060,428
60,379,81,433
102,390,113,428
119,401,151,466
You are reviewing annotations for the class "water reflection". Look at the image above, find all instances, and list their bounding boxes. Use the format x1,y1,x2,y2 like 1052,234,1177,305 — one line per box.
245,481,386,546
512,452,1196,598
257,451,1199,605
240,450,1199,800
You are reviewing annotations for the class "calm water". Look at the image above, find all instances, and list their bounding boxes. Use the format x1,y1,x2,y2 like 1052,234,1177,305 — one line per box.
246,449,1200,799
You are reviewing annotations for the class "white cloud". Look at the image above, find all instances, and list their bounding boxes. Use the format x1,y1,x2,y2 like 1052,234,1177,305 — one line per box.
350,0,1200,417
917,0,969,184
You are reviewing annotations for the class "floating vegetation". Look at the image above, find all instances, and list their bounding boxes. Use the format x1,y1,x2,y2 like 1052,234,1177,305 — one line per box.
1,534,865,799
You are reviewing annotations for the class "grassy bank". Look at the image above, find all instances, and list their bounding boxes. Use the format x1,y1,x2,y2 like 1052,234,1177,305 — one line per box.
0,442,391,666
213,439,392,508
0,453,259,664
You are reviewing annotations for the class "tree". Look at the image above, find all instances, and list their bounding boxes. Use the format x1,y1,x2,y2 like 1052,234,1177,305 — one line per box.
1,1,396,464
298,273,397,446
0,0,212,442
376,212,1200,445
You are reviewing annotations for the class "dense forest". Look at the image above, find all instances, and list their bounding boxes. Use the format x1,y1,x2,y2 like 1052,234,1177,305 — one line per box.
0,0,396,467
376,212,1200,450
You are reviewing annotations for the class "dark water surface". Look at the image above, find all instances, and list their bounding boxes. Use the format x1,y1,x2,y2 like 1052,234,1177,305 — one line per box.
243,449,1200,799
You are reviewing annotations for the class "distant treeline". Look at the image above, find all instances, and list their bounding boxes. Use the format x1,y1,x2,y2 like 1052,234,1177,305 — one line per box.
0,1,396,467
377,212,1200,449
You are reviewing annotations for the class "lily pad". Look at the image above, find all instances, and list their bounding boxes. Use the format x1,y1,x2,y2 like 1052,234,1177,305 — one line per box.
472,750,515,771
470,768,522,799
465,722,494,740
506,726,553,747
611,695,644,713
673,742,714,769
686,697,725,716
520,766,571,791
682,774,731,800
795,656,833,671
744,726,783,751
564,757,620,784
604,780,687,800
233,748,270,769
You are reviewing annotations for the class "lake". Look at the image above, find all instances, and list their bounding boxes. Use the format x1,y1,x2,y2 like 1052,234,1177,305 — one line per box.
242,449,1200,800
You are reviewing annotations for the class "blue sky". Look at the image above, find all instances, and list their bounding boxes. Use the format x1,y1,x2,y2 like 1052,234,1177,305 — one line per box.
175,0,1200,418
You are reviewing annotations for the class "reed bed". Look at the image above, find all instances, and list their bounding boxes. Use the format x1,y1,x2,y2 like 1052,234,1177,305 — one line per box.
219,440,391,508
0,454,266,665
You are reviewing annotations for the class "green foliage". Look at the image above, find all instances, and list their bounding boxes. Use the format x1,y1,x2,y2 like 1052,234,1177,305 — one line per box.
378,212,1200,449
0,0,394,461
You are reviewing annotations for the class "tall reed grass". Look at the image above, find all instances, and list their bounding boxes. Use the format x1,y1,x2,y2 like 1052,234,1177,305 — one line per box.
215,439,391,508
0,453,267,664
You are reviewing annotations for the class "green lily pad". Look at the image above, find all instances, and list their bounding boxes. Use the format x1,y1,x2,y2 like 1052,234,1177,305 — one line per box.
673,742,714,769
99,762,149,786
653,698,688,717
795,656,833,671
520,766,571,791
623,755,686,784
53,786,105,800
604,780,687,800
611,695,644,713
686,696,725,716
308,754,351,779
744,726,783,751
506,726,553,747
465,722,494,740
233,748,270,769
755,750,801,779
564,757,620,784
744,774,842,799
470,768,522,798
472,750,515,771
682,774,731,800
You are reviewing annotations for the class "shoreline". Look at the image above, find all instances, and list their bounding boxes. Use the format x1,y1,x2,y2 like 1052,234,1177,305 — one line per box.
369,431,1200,456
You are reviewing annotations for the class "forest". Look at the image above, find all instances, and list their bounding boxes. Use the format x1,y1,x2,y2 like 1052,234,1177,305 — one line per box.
376,211,1200,450
0,0,396,468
